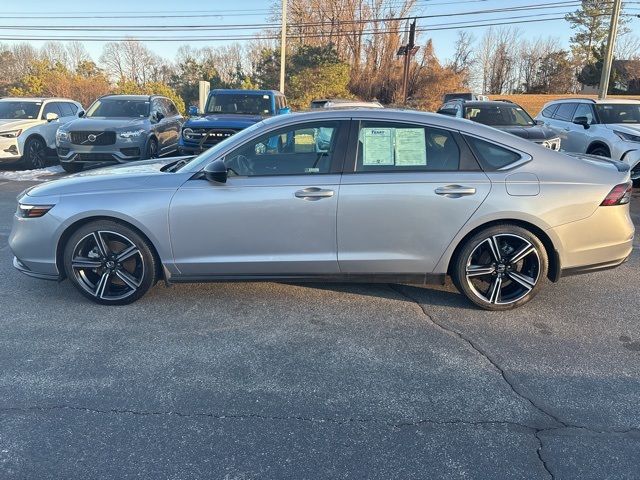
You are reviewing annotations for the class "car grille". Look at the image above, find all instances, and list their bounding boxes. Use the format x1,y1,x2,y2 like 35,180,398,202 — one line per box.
74,153,116,162
183,128,238,146
70,131,116,146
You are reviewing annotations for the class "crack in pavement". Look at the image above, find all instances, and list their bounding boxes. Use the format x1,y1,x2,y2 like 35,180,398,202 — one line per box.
535,431,554,479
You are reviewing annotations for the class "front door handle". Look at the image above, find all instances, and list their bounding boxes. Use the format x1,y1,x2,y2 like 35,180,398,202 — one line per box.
435,185,476,197
295,187,335,200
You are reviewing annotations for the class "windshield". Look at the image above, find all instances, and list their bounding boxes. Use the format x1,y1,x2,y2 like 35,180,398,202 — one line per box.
205,93,273,115
178,120,268,172
595,103,640,124
464,105,534,126
0,101,41,120
86,99,150,118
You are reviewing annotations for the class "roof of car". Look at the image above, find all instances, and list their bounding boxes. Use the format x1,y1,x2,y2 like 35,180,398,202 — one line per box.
450,100,520,108
0,97,78,103
210,89,283,95
546,98,640,105
99,94,155,101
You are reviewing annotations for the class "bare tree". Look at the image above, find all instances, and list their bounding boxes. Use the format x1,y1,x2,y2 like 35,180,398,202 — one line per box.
615,34,640,60
40,41,69,68
66,41,91,72
99,39,162,85
448,31,475,87
477,27,521,94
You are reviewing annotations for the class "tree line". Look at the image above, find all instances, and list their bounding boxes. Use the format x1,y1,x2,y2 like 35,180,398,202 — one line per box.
0,0,638,113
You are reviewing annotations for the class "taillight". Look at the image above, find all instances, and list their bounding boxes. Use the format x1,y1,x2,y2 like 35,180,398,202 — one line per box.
600,182,632,206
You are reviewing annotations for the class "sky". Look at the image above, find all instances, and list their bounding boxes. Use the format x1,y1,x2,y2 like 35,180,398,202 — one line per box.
2,0,640,64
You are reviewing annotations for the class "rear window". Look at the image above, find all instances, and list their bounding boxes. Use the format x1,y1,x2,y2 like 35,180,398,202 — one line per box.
553,103,577,122
541,104,558,118
465,136,522,170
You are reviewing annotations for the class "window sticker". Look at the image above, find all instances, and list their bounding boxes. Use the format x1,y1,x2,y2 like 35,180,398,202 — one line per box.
362,128,394,165
395,128,427,166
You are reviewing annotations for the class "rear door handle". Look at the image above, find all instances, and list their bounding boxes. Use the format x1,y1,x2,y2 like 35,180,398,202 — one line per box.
295,187,335,200
435,185,476,197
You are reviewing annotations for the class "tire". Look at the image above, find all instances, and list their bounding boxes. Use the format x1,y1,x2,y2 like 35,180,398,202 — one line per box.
22,137,48,169
589,145,610,157
451,224,549,311
144,137,159,159
61,162,83,173
63,220,158,305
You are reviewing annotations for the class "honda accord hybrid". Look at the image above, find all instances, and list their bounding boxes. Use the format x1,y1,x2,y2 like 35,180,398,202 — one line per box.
9,109,634,310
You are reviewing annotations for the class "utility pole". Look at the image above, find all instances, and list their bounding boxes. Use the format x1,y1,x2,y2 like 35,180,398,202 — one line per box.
279,0,287,94
598,0,623,99
398,19,417,104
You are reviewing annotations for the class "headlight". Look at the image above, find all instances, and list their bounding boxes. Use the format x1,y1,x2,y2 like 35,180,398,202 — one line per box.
16,204,54,218
182,128,194,140
541,137,561,151
614,130,640,143
0,129,22,138
56,130,69,141
119,129,145,139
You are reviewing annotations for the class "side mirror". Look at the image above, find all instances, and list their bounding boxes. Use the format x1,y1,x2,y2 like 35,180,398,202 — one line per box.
573,116,590,129
277,107,291,115
154,111,165,122
77,110,85,118
204,158,228,184
45,112,59,122
188,105,200,116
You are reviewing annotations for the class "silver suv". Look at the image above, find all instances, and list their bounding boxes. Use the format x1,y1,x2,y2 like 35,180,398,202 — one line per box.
56,94,183,173
535,98,640,179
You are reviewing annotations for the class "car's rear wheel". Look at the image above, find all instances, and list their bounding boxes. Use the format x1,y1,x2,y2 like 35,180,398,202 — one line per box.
61,162,83,173
452,225,548,311
63,220,157,305
23,137,47,169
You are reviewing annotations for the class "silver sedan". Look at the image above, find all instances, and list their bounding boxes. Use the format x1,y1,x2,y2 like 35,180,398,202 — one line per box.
9,109,635,310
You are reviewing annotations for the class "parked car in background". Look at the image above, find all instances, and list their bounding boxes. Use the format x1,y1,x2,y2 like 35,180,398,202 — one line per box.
310,98,384,109
10,109,633,310
56,94,183,173
0,97,83,169
178,89,289,155
535,98,640,179
442,92,489,102
438,99,561,151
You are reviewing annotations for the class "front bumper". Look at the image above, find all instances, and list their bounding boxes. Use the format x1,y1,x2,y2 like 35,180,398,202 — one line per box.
57,139,145,164
0,136,23,163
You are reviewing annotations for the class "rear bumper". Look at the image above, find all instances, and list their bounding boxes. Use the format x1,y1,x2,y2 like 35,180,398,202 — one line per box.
549,205,634,275
13,256,60,281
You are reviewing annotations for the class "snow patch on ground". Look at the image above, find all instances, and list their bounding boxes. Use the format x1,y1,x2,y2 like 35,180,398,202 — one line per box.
0,166,64,182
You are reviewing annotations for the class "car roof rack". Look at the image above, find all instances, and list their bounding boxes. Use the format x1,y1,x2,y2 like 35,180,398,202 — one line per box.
552,97,596,103
494,99,514,103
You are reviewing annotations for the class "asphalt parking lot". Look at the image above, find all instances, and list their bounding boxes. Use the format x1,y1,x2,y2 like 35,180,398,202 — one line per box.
0,172,639,479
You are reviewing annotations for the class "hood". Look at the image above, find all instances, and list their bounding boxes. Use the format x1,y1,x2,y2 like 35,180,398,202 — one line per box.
604,123,640,134
26,158,185,198
0,118,41,131
62,117,147,131
184,114,264,130
496,125,557,141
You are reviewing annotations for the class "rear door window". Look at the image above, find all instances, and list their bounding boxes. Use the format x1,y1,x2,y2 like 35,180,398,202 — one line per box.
41,102,62,119
553,103,577,122
572,104,595,124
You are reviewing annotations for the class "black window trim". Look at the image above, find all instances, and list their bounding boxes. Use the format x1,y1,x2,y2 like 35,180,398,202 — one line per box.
342,119,481,174
219,119,351,178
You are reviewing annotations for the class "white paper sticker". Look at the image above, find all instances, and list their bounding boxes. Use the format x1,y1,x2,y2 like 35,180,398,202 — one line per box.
362,128,394,165
395,128,427,166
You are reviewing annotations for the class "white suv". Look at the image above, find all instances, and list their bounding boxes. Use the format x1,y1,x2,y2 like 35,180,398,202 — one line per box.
535,98,640,179
0,97,83,169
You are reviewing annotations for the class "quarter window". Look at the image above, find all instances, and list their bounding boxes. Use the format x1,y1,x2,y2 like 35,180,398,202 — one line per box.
355,122,460,172
224,121,339,176
465,136,521,170
541,104,558,118
553,103,577,122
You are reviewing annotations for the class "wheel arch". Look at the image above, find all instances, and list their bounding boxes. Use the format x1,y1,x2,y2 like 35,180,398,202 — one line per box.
586,141,611,156
446,219,561,282
56,215,165,281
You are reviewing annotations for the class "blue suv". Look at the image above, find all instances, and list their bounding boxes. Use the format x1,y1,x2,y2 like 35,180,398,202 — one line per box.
178,89,290,154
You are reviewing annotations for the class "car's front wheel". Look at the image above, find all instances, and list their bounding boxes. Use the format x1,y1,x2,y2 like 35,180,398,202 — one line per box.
144,137,159,159
63,220,158,305
22,137,48,169
452,225,548,311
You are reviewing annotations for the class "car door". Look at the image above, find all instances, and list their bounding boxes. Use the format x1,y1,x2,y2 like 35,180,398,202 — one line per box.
337,120,491,274
163,98,182,150
549,102,578,150
39,102,65,149
566,103,595,153
168,120,349,276
150,98,170,153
